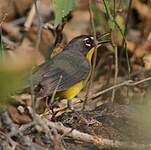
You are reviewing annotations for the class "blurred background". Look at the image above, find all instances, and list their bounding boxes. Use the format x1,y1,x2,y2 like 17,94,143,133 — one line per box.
0,0,151,149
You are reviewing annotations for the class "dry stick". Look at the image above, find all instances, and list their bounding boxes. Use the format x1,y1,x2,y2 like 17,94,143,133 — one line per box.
32,0,42,50
22,2,36,45
1,36,17,49
89,76,151,100
30,71,36,122
121,0,132,78
29,0,42,121
40,117,151,150
43,76,151,112
111,1,118,102
102,0,128,67
24,0,41,49
0,131,17,150
121,0,132,46
24,3,37,122
0,13,7,58
1,112,33,149
24,3,36,30
111,46,118,102
82,0,98,110
50,75,63,104
44,75,63,116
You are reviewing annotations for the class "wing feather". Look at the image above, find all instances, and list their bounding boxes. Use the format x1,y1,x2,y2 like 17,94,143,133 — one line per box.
33,50,90,97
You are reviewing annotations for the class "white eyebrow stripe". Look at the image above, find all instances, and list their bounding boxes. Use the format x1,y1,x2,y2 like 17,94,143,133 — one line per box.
83,37,89,41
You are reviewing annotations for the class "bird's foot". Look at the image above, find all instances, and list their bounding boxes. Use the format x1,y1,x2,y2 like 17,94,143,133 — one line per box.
67,100,74,111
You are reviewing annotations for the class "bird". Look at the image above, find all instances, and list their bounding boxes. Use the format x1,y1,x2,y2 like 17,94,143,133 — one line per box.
27,34,110,106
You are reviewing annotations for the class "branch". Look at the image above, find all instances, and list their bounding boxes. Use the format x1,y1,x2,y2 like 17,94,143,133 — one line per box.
90,76,151,100
82,0,98,110
40,116,151,150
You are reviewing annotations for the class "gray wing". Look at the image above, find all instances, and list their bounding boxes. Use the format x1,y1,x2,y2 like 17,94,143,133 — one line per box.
32,51,90,97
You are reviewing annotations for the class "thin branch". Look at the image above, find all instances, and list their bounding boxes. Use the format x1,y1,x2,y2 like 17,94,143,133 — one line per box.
0,13,7,58
30,70,36,122
1,36,17,49
121,0,132,78
111,46,118,102
32,0,42,50
121,0,132,46
90,76,151,100
39,116,151,150
23,0,42,50
103,0,130,76
24,3,36,30
111,0,118,103
82,0,98,110
102,0,126,40
27,0,42,122
0,131,18,149
113,0,116,18
1,112,33,149
50,75,62,104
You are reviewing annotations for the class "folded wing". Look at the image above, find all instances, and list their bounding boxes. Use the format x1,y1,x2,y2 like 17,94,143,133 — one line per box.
32,51,90,97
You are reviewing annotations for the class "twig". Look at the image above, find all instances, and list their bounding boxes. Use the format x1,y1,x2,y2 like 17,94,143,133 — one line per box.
111,1,118,103
30,71,36,122
44,75,63,116
82,0,98,110
90,76,151,100
50,75,63,104
27,0,42,121
103,0,130,76
0,13,7,58
19,114,151,149
102,0,126,41
0,28,4,58
40,117,151,150
0,131,17,150
113,0,116,18
1,36,17,49
111,46,118,102
1,112,33,149
54,16,68,47
121,0,132,46
121,0,132,78
24,3,36,30
23,0,42,50
32,0,42,50
36,116,67,150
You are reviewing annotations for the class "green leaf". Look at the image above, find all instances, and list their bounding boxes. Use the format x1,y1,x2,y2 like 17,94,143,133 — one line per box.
53,0,75,27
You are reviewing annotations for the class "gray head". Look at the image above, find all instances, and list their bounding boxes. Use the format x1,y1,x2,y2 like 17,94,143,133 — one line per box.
64,35,95,56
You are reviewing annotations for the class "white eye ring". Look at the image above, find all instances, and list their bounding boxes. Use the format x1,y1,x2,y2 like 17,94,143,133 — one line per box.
84,38,91,47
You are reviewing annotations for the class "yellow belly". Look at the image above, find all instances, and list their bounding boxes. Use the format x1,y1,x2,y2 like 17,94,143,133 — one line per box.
57,47,95,100
57,81,84,100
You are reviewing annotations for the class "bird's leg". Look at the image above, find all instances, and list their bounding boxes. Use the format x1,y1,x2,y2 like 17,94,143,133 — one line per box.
67,100,74,111
51,99,74,115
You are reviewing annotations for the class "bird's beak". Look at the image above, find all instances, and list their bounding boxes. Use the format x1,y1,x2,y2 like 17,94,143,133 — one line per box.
96,32,111,46
86,33,111,61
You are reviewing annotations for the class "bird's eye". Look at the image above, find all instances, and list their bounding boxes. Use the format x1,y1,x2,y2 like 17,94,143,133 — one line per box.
84,38,92,47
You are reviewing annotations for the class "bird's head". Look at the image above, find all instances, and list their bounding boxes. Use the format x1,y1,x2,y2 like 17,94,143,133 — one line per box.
64,34,111,62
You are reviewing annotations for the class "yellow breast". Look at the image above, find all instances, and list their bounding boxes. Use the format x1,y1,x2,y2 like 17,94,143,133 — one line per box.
57,47,95,100
57,81,84,99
